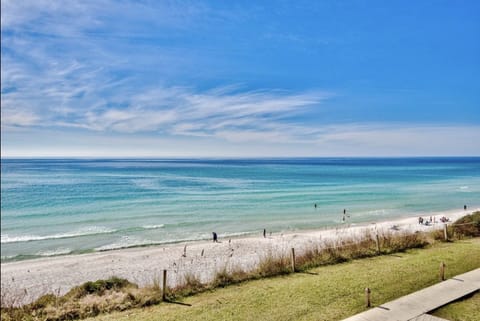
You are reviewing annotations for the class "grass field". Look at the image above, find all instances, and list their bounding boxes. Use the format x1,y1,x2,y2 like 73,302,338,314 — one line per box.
85,238,480,321
432,291,479,321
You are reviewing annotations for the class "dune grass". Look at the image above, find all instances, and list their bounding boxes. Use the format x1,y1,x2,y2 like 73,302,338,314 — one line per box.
2,213,479,320
1,229,432,321
432,291,480,321
83,238,480,321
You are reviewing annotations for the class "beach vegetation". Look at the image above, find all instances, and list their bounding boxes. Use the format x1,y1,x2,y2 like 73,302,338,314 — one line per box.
2,214,479,321
255,252,291,277
212,267,251,288
89,238,480,321
451,211,480,238
431,211,480,241
74,277,134,297
171,273,205,297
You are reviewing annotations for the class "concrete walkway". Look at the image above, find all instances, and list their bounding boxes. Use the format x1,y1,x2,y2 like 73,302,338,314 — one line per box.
343,268,480,321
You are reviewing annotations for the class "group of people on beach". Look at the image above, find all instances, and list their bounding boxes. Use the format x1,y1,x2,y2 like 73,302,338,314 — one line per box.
418,216,433,225
418,215,450,225
418,205,467,226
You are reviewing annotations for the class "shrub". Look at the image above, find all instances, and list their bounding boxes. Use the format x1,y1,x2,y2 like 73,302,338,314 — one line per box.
172,273,205,297
77,277,133,297
212,267,249,287
452,211,480,238
30,293,56,310
256,253,291,277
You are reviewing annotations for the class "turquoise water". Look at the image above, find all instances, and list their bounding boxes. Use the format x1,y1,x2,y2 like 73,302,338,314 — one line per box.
1,158,479,261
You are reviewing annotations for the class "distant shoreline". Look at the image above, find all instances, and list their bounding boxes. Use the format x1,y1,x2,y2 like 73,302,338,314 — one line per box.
1,207,476,305
1,207,473,263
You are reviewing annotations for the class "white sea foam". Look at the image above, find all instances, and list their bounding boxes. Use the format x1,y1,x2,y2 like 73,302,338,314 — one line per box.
0,255,16,260
364,209,388,216
94,234,213,251
141,224,165,230
222,231,254,238
36,248,72,257
94,236,154,251
1,226,116,244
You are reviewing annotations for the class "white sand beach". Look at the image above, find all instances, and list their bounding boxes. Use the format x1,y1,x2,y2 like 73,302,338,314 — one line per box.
1,208,475,305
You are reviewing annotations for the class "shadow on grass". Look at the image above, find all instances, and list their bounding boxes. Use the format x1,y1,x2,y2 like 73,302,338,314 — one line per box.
387,254,404,258
164,299,192,307
298,271,319,275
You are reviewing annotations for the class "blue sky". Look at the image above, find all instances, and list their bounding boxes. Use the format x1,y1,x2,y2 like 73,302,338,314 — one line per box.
1,0,479,157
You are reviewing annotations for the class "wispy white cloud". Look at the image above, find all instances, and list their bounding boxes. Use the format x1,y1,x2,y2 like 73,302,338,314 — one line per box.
0,109,39,127
1,66,330,140
1,0,212,36
3,0,333,143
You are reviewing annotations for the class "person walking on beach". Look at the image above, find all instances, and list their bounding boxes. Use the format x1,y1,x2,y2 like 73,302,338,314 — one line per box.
342,209,351,223
263,229,266,238
212,232,218,243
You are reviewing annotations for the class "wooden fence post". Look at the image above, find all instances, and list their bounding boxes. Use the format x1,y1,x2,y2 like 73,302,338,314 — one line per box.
443,224,448,241
162,269,167,301
291,248,296,272
365,287,371,307
440,262,446,281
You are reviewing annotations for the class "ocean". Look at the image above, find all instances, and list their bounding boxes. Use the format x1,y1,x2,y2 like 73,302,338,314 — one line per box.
1,158,479,262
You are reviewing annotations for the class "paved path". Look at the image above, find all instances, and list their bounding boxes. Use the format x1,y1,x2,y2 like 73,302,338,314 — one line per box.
343,268,480,321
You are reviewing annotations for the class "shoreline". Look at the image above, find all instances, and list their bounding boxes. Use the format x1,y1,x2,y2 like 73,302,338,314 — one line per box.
3,207,474,263
1,207,477,305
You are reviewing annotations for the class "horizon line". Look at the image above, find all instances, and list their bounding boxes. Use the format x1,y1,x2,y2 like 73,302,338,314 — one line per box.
2,155,480,160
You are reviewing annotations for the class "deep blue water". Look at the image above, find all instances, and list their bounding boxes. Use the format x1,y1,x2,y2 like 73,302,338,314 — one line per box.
1,158,479,261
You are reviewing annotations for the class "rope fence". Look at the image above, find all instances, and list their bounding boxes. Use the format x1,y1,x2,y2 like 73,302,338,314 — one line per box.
154,218,480,300
449,221,478,226
155,229,435,300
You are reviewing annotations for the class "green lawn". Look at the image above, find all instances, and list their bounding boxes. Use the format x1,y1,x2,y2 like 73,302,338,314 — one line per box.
432,291,479,321
87,239,480,321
